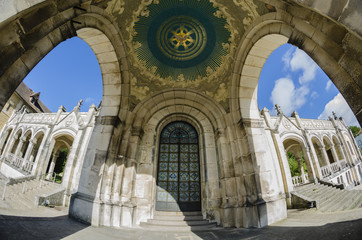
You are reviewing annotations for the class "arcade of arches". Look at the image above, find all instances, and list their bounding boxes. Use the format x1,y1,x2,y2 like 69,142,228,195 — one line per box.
0,0,361,229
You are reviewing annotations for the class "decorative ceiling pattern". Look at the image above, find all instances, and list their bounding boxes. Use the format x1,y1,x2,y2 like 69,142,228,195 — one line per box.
96,0,270,111
132,0,231,81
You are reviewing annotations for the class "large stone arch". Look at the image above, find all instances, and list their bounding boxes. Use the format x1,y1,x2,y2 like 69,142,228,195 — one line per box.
0,1,130,115
231,6,361,124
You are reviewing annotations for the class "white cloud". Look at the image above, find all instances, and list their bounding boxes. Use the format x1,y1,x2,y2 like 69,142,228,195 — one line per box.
281,47,293,70
318,93,360,127
270,78,310,116
84,97,95,103
325,80,332,91
311,91,318,99
289,48,318,84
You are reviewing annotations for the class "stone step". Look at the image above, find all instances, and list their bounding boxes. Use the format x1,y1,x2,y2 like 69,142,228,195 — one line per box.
1,179,63,209
140,221,217,231
295,182,362,213
153,214,204,221
315,188,342,204
295,184,316,194
341,192,362,211
308,186,331,199
332,191,362,212
147,218,210,226
319,189,352,211
154,211,202,216
140,211,217,231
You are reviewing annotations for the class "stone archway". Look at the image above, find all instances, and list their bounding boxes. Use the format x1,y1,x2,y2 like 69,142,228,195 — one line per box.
231,8,361,124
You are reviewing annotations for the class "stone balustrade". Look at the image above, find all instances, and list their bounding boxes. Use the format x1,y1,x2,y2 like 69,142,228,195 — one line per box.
339,160,348,169
330,162,341,173
2,153,33,174
321,166,331,178
22,159,34,174
291,174,309,186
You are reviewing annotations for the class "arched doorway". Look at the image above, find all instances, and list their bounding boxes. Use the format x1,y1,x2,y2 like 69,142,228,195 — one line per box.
156,121,201,212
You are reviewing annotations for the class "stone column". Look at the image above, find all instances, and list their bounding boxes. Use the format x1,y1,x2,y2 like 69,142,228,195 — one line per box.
23,139,36,161
303,147,317,182
320,145,332,174
31,136,48,176
65,104,97,195
46,151,59,179
0,130,11,155
238,117,287,228
36,140,55,178
14,137,26,157
337,143,347,166
62,130,83,191
330,144,342,170
305,138,322,179
261,108,294,207
21,138,36,170
295,152,306,183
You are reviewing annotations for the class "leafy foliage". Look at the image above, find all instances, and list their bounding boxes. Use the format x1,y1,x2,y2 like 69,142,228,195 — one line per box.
287,151,308,177
348,126,361,138
53,148,69,181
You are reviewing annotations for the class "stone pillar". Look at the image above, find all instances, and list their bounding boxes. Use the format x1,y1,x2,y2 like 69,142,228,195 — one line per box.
238,117,287,228
261,108,293,207
23,139,36,161
330,144,342,170
295,152,306,183
14,137,25,157
337,143,347,165
31,136,47,175
21,138,36,169
69,114,119,227
3,135,17,159
68,104,98,193
0,130,11,155
62,130,83,192
304,147,317,182
320,145,332,174
36,140,55,178
46,151,59,179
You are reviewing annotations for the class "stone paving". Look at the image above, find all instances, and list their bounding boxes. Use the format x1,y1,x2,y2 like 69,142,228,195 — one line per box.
0,207,361,240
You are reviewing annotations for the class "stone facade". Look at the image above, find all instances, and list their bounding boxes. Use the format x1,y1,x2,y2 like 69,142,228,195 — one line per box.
0,82,50,130
1,102,361,227
0,0,361,230
0,103,98,204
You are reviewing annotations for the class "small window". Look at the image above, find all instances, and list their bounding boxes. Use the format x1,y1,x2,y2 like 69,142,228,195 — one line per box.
5,103,11,112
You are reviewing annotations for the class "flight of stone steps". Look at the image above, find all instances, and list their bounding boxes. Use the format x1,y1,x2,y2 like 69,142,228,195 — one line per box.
0,179,63,209
294,183,362,212
140,211,217,231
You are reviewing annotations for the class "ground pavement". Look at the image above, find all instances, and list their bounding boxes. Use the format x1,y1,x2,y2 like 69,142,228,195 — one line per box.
0,206,361,240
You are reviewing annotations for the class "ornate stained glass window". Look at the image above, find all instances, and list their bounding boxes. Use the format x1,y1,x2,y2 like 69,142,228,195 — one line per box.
156,121,201,211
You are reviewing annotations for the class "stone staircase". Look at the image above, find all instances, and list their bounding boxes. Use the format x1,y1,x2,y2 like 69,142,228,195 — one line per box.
140,211,217,231
294,183,362,212
0,179,63,209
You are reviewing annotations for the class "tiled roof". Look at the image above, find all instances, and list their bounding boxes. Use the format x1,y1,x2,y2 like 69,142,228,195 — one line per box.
15,82,51,113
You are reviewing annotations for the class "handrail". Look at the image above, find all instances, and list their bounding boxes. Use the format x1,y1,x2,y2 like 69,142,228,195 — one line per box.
1,172,58,201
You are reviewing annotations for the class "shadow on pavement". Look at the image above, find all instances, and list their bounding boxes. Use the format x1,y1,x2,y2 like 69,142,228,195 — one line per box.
192,218,362,240
0,214,88,240
0,213,361,240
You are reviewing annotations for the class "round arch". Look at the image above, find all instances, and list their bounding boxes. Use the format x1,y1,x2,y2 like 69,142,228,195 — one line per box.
0,2,130,117
230,10,361,124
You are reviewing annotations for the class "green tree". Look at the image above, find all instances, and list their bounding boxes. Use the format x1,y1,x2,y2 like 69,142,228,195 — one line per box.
349,126,361,137
287,151,308,177
287,152,300,177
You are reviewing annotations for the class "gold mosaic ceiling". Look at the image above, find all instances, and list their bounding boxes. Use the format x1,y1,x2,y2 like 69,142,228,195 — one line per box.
95,0,271,110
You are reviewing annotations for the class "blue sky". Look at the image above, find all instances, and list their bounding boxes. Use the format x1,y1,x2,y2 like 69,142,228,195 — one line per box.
23,37,360,127
23,37,102,112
